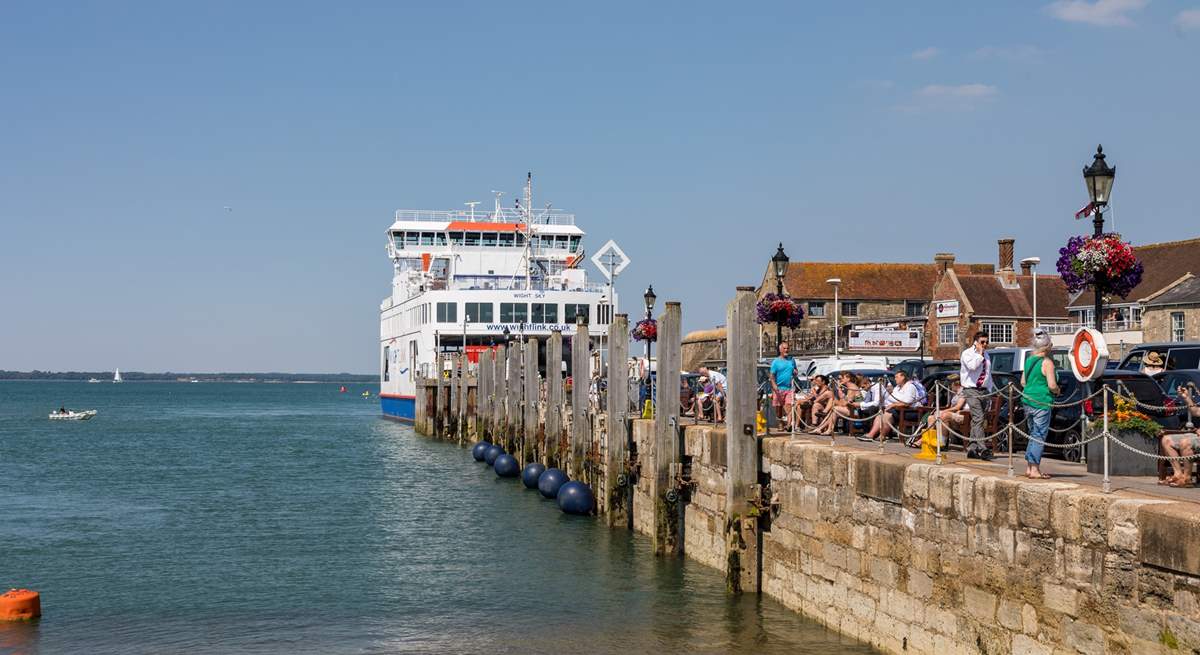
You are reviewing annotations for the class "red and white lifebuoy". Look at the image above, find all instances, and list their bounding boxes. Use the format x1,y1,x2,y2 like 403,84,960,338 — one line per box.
1070,328,1109,381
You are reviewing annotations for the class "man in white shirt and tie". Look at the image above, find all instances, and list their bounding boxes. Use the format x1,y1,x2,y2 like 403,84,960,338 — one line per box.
960,331,995,460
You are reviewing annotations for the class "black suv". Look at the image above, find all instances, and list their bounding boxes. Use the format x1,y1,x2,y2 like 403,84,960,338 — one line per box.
1118,343,1200,371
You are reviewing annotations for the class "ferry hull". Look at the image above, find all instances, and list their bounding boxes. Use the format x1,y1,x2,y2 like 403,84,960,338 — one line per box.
380,394,415,422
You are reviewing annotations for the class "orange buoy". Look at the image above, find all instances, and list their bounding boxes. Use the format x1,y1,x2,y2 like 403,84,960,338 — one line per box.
0,589,41,621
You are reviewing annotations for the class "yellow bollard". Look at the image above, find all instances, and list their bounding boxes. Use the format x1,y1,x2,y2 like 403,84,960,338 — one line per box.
914,428,939,461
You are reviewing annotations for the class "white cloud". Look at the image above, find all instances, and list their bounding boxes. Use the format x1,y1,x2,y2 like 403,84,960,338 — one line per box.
917,83,999,99
911,47,941,60
1176,8,1200,30
894,84,999,113
1045,0,1149,27
971,45,1045,60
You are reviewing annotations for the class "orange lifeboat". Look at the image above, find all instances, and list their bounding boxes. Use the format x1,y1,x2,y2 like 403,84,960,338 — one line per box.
0,589,41,621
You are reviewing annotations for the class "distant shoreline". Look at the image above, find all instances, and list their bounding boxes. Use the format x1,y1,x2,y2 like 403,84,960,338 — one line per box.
0,371,375,383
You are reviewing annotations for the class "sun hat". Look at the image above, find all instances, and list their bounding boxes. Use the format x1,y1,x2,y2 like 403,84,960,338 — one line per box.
1144,351,1165,367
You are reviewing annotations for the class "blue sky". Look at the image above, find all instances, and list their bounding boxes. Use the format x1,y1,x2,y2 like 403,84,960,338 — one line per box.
2,1,1198,373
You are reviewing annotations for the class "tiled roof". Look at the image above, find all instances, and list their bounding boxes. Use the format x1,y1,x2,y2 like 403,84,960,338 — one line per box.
1068,237,1200,307
770,262,993,301
956,273,1070,318
1144,273,1200,307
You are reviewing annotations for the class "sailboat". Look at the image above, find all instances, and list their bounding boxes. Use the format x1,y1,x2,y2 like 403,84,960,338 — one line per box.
113,368,123,384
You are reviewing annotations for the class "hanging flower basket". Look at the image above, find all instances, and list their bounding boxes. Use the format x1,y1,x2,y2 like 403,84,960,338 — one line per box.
631,318,658,342
756,293,805,328
1056,233,1143,299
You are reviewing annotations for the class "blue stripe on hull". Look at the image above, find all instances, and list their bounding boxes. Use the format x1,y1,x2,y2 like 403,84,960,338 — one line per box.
381,396,415,422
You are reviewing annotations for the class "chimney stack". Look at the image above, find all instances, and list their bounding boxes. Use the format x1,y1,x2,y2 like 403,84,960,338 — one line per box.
1020,260,1033,276
934,253,956,273
998,238,1015,271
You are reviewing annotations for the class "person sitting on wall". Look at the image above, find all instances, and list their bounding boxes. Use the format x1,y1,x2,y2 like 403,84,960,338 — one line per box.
935,375,969,438
794,374,834,429
695,366,727,423
1161,384,1200,487
863,369,919,443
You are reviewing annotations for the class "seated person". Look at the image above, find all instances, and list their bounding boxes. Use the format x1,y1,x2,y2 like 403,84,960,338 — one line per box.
696,366,727,423
794,375,833,429
935,375,969,440
813,371,861,435
1161,385,1200,487
863,370,919,443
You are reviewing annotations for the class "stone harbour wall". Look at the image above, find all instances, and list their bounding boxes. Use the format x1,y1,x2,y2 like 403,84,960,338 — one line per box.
758,437,1200,655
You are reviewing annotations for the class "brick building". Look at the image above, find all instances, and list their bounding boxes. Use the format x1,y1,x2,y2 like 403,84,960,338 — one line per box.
756,258,992,356
928,239,1070,360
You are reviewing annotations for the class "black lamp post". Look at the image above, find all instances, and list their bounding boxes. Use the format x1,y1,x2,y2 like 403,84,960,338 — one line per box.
772,243,790,347
1083,145,1116,332
502,326,511,345
643,285,657,410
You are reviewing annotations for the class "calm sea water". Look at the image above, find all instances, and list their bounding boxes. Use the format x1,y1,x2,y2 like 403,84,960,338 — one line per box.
0,382,873,654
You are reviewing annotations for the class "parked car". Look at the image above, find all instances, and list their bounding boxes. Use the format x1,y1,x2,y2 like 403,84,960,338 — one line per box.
987,347,1071,374
893,358,957,382
1118,343,1200,371
1152,370,1200,423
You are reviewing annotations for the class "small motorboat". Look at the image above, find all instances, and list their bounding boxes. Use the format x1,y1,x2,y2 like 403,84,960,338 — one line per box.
49,409,98,421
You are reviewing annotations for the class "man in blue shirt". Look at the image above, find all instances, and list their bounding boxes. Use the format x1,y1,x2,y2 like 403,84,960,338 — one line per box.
769,341,797,431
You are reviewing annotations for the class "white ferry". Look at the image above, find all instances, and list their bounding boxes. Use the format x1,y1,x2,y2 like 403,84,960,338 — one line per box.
379,175,615,421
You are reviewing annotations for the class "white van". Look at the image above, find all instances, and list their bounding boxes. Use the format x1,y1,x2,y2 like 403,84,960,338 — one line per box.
988,347,1070,374
805,356,892,378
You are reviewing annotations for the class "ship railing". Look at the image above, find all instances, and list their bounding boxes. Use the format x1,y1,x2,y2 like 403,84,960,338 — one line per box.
393,208,576,225
450,276,606,293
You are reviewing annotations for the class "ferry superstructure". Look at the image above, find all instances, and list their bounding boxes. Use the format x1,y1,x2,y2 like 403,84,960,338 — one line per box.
379,175,614,421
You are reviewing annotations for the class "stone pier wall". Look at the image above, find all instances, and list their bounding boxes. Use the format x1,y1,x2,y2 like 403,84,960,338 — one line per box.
414,377,1200,654
759,437,1200,655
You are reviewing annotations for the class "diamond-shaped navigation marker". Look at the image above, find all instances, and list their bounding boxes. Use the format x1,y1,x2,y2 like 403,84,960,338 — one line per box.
591,240,630,280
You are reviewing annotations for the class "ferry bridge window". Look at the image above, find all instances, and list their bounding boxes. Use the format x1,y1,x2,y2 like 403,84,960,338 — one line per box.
466,302,494,323
436,233,447,246
556,235,569,250
532,303,558,323
569,236,581,253
500,303,528,323
465,232,481,246
392,233,404,250
436,302,457,323
540,235,555,249
421,232,435,246
405,232,419,247
564,303,590,324
516,233,526,245
482,233,499,247
499,233,515,247
449,232,464,245
597,303,612,325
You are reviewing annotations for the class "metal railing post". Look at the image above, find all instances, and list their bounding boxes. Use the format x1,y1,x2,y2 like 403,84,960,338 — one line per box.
1102,386,1111,494
934,382,942,465
1007,384,1015,478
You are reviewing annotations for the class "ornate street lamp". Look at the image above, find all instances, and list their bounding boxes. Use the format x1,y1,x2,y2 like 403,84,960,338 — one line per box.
1083,145,1115,331
772,243,790,345
643,284,657,411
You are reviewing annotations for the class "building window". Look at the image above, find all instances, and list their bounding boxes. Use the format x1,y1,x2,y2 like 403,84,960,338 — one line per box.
905,301,926,317
1173,312,1186,342
465,302,493,323
532,302,558,323
500,302,528,323
436,302,457,323
808,301,825,317
565,303,590,324
938,322,958,346
841,301,859,318
981,322,1014,344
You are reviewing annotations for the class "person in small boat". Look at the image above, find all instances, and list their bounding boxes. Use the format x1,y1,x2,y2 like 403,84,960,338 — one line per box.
59,406,67,414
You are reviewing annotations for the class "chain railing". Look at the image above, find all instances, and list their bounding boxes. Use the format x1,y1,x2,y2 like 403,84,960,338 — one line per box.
776,377,1200,493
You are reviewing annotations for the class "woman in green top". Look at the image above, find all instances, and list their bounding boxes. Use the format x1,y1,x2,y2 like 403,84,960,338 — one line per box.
1021,331,1061,479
